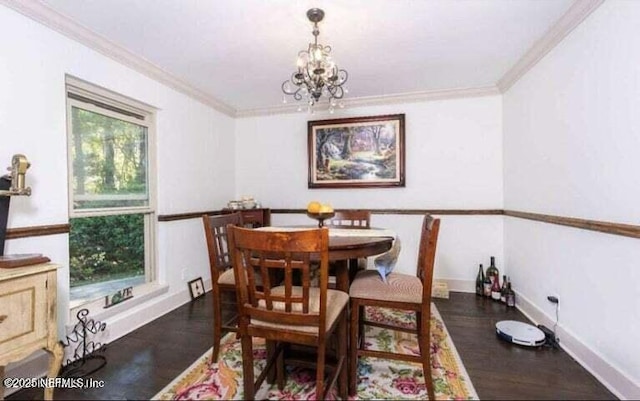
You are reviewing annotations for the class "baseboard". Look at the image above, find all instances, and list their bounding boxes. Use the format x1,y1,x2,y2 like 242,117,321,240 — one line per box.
105,277,212,341
439,278,475,294
515,291,640,400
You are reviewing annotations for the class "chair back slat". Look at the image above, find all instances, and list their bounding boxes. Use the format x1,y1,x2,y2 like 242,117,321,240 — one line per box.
416,215,441,303
326,210,371,229
228,226,329,330
203,213,243,280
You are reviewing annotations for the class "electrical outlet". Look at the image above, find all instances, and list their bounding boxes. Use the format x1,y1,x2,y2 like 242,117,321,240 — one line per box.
181,268,187,280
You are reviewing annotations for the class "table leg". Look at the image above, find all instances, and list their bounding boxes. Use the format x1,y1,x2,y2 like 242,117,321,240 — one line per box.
333,259,354,397
335,260,350,293
348,258,360,283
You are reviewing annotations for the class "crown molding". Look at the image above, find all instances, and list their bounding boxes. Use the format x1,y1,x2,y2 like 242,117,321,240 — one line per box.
497,0,604,93
3,0,602,118
236,86,501,118
1,0,237,117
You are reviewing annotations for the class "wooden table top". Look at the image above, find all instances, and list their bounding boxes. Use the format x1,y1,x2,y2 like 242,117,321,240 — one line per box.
327,236,392,260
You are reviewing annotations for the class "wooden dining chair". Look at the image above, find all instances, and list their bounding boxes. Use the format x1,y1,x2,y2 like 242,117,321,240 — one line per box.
326,210,372,281
202,212,244,362
348,214,441,399
227,225,348,400
326,210,371,229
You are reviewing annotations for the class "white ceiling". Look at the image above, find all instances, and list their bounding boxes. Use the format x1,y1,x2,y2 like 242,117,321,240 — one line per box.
38,0,575,113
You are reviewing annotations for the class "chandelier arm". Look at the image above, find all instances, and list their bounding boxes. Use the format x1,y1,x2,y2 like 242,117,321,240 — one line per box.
281,80,296,95
338,69,348,84
327,85,344,99
282,80,306,102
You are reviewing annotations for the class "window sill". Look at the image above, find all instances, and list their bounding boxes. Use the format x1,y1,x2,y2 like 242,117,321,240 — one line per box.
68,282,169,323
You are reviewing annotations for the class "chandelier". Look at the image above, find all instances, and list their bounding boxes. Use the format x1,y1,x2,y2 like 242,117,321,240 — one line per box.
281,8,348,112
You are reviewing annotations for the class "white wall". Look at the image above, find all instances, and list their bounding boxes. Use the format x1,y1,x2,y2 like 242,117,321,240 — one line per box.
0,4,235,343
235,97,504,284
503,1,640,398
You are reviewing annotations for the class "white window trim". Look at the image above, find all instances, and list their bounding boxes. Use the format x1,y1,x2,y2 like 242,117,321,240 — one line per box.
65,75,158,308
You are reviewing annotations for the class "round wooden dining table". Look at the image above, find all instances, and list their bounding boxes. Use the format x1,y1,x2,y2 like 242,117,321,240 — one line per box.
256,226,394,292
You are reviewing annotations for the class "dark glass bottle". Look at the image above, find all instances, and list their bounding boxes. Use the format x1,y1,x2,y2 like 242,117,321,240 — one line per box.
500,274,508,303
506,281,516,307
483,271,492,298
475,264,485,296
491,273,501,301
485,256,500,286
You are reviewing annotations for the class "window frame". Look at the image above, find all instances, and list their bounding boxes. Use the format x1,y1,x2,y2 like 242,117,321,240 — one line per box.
65,76,158,296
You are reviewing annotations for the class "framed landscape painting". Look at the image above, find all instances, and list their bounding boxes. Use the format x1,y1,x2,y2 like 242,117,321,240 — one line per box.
308,114,405,188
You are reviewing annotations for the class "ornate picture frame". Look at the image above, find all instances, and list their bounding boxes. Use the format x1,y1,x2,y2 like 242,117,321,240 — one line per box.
308,114,405,188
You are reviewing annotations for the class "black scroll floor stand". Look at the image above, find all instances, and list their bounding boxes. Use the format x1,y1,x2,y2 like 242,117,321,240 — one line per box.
60,309,108,378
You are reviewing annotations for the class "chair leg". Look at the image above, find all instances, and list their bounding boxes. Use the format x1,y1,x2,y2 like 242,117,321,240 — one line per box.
265,340,276,385
338,310,348,400
349,299,360,396
276,343,285,390
211,285,223,363
241,335,255,400
418,311,435,401
315,338,326,400
265,341,284,390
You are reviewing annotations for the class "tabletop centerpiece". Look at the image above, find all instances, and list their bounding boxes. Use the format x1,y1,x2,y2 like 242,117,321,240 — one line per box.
306,201,335,228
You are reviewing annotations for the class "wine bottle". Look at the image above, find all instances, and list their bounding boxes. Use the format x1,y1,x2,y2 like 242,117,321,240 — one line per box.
485,256,500,287
500,274,507,303
475,264,485,296
483,270,492,298
506,281,516,307
491,273,501,301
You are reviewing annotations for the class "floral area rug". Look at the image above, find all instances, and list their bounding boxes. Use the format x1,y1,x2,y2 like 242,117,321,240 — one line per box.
154,305,478,400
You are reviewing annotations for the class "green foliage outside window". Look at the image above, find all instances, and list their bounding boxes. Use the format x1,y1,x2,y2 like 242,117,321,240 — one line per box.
71,107,149,210
69,214,145,287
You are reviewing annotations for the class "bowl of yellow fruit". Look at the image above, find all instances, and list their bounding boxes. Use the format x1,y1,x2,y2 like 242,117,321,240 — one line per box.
306,201,335,227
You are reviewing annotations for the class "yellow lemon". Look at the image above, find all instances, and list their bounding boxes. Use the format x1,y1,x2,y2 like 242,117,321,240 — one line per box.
307,201,322,213
319,203,334,213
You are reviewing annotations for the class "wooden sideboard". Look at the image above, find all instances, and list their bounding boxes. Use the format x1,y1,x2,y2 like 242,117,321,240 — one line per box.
222,208,271,228
0,263,62,400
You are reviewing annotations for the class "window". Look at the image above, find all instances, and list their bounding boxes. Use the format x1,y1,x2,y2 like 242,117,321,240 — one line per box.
66,77,156,304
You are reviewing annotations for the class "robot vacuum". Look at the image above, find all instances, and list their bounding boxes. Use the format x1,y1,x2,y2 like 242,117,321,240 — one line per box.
496,320,546,347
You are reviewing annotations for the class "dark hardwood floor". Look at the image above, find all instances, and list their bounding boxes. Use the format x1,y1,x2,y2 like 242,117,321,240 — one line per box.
433,294,616,400
8,292,616,400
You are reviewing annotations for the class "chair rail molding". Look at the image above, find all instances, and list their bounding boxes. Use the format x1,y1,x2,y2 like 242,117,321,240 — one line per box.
6,210,635,242
5,224,70,239
503,210,640,239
